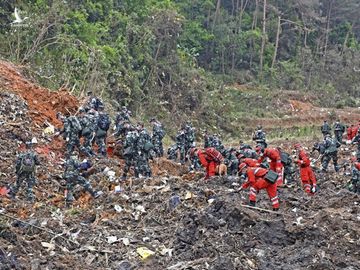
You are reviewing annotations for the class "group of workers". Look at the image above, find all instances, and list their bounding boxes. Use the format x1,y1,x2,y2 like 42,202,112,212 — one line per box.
8,94,360,208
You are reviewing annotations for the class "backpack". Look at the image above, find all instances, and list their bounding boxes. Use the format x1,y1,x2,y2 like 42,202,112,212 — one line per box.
98,113,110,131
20,153,35,173
205,147,223,163
280,151,291,165
69,116,82,133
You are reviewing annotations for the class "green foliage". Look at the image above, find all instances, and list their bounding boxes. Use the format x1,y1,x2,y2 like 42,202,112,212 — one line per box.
0,0,359,135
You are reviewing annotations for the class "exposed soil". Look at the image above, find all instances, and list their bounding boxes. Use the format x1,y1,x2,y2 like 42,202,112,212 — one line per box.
0,61,359,270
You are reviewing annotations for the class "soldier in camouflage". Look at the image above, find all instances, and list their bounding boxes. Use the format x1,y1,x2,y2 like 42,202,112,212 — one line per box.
176,128,186,164
184,123,195,158
121,126,140,180
94,105,111,157
321,134,340,172
321,120,331,138
114,106,132,137
60,113,83,158
222,147,239,176
333,119,345,144
78,107,95,156
150,118,165,157
10,140,40,202
351,129,360,154
63,151,100,202
252,125,267,148
136,123,153,177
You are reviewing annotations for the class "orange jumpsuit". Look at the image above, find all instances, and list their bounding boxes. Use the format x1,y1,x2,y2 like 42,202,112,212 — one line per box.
241,158,260,168
197,150,223,179
242,167,279,209
258,148,284,186
297,149,317,194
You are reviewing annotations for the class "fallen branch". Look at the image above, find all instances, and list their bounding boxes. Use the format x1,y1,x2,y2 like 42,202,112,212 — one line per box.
0,211,79,246
240,204,291,217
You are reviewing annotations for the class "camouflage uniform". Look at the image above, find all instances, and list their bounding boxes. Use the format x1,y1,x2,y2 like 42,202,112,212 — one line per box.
136,127,153,177
79,111,95,156
204,133,213,148
279,150,295,184
322,136,340,172
95,110,111,157
333,121,345,144
63,155,97,201
151,121,165,157
252,128,267,148
352,132,360,162
176,130,186,164
11,149,40,201
122,130,140,179
222,148,239,176
184,124,195,157
63,116,83,158
321,121,331,138
167,143,178,161
114,107,131,137
86,93,103,111
349,164,360,194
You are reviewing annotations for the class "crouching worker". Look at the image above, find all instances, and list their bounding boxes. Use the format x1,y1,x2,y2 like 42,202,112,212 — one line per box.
63,151,101,202
190,147,224,180
294,143,317,195
238,163,279,211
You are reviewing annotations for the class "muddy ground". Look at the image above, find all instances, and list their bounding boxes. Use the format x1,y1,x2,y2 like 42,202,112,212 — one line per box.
0,61,359,270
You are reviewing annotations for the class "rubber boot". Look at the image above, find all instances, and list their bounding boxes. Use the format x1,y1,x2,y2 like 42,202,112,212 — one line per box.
249,200,256,207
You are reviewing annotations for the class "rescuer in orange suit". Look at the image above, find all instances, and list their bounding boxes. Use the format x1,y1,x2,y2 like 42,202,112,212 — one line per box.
294,143,317,195
238,154,260,168
256,145,284,186
190,147,224,180
239,163,279,210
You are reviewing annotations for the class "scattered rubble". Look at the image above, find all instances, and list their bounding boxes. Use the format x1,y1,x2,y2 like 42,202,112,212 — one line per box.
0,61,359,269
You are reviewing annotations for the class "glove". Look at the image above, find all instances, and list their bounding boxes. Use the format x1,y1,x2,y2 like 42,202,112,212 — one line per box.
66,137,69,142
311,185,316,193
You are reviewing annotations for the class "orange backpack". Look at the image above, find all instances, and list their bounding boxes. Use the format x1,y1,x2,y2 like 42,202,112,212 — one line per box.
205,147,223,163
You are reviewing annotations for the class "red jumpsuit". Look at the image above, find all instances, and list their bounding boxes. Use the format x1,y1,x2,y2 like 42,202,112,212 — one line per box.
258,148,284,186
297,149,317,194
347,126,354,141
197,150,223,179
241,158,260,168
352,126,359,140
242,167,279,209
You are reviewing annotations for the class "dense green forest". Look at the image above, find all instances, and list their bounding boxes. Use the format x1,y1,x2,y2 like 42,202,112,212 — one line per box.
0,0,360,128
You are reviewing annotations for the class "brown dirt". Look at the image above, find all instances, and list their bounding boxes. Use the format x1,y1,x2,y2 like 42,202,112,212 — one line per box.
0,60,359,270
0,60,78,127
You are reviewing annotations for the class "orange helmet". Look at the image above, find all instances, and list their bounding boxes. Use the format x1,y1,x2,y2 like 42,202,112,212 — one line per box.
294,143,301,149
238,163,247,173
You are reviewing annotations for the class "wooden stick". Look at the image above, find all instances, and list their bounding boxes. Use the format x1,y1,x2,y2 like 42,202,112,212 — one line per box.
0,212,79,245
240,204,291,217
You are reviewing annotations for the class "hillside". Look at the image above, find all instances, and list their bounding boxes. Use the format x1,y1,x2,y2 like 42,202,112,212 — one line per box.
0,62,359,269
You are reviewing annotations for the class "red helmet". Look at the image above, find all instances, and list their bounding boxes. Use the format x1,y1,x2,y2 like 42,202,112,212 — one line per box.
255,145,264,153
294,143,301,149
238,163,247,173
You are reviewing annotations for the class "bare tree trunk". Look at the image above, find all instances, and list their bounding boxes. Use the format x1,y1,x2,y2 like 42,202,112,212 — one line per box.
341,24,352,55
249,0,259,68
252,0,259,30
323,0,333,68
271,16,281,69
259,0,267,80
221,46,225,74
212,0,222,32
